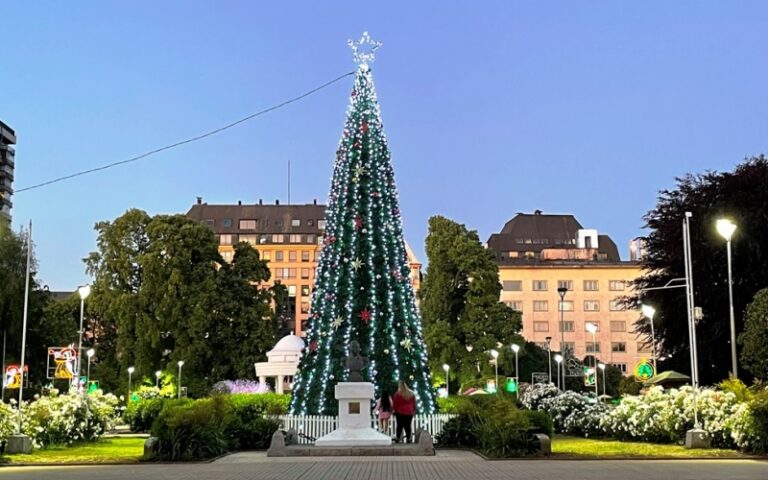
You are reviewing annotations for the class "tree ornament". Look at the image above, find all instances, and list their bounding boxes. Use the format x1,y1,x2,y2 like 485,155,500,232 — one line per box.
354,216,363,230
354,165,367,177
309,340,318,353
400,338,412,351
361,122,369,133
351,258,363,271
359,308,371,324
331,315,344,330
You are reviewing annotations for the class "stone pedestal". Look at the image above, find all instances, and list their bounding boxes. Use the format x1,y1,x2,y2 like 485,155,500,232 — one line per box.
315,382,391,447
685,428,711,449
7,434,32,454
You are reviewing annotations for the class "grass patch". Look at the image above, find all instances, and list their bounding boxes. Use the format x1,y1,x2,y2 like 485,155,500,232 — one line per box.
552,435,750,458
1,437,145,464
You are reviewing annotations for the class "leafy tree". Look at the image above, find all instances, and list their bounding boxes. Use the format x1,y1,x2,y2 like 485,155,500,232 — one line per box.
739,288,768,379
636,155,768,384
420,215,522,390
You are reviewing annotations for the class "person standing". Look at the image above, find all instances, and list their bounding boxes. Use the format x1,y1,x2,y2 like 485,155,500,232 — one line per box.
374,389,393,434
392,381,417,443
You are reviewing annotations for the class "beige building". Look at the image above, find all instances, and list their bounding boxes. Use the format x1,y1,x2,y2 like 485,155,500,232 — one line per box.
487,211,647,374
187,198,422,336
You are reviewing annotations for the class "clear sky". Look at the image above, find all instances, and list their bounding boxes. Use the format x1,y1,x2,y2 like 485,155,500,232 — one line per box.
3,1,767,290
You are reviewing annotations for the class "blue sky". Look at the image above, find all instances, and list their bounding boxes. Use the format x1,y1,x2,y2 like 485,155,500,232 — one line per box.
4,1,767,290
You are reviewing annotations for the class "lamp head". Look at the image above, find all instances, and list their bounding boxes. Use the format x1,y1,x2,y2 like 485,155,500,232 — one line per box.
178,360,185,367
490,349,499,359
465,344,473,352
87,348,95,358
554,354,563,363
511,344,520,353
78,284,91,300
557,286,568,298
586,323,598,334
598,363,606,370
127,366,135,374
641,304,656,319
442,364,449,372
716,218,737,241
155,370,162,378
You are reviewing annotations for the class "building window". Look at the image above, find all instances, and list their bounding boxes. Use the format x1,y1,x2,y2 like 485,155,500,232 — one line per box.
287,285,296,296
502,280,522,291
610,299,625,311
505,301,523,311
317,235,324,245
275,251,284,262
561,342,575,354
222,218,232,228
262,250,271,261
318,220,326,230
301,302,310,314
558,300,574,312
609,280,625,291
533,300,548,312
290,234,302,243
584,300,600,312
612,342,627,353
291,219,301,227
240,234,257,246
532,280,548,291
301,250,310,262
559,321,574,332
637,342,652,354
219,234,233,245
307,234,315,244
301,268,310,279
308,219,314,226
289,251,297,262
557,280,573,291
272,234,285,243
611,363,628,374
288,268,297,278
274,219,283,227
205,219,215,228
583,280,599,291
301,285,310,297
239,219,257,230
586,342,600,353
610,321,626,332
220,251,233,263
534,322,549,332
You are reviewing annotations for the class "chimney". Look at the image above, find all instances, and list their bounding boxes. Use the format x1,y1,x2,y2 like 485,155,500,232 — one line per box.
276,199,280,205
196,196,203,205
259,199,263,205
313,198,317,205
237,200,242,206
534,209,542,215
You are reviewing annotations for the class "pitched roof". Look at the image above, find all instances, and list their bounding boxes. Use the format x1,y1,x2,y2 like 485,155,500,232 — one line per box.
186,202,326,235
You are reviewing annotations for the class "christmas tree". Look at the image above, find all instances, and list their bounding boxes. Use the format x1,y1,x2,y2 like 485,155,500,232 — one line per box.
290,33,437,415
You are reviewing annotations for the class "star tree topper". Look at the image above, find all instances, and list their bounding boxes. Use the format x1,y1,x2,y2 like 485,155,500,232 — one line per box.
348,31,382,66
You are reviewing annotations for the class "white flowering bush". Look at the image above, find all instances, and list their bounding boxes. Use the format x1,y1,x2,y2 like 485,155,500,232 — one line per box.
519,383,561,411
0,400,18,442
520,384,606,437
21,390,120,448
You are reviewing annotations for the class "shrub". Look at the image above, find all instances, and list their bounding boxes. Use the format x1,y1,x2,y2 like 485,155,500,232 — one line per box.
521,384,605,437
523,410,553,437
226,394,283,449
0,401,17,442
126,397,169,432
228,393,290,416
152,396,232,461
618,376,642,396
213,380,270,394
519,383,560,411
732,389,768,454
436,396,462,414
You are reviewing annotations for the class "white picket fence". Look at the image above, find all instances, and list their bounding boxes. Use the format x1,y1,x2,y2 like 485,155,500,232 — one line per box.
274,413,456,445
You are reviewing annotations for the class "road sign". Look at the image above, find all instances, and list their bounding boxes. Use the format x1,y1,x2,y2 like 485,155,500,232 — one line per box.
633,359,655,381
532,372,549,384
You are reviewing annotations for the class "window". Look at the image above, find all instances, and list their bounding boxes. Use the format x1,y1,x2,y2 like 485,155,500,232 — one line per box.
220,251,233,263
308,219,314,227
301,285,310,297
240,234,257,246
275,251,284,262
505,300,523,311
259,235,269,244
287,234,300,243
584,300,600,312
558,300,574,312
307,234,315,244
583,280,599,291
291,219,301,227
611,363,628,374
288,268,297,278
301,302,310,314
205,219,215,228
532,280,548,291
301,268,310,279
557,280,573,291
287,285,296,296
289,251,297,262
559,321,574,332
318,220,326,230
222,218,232,228
317,235,324,245
612,342,627,353
584,322,600,332
219,234,233,245
610,321,626,332
272,234,285,243
586,342,601,353
609,280,625,291
274,219,283,227
301,251,311,262
534,322,549,332
239,219,257,230
533,300,548,312
610,299,625,311
502,280,522,291
637,342,652,354
262,250,272,261
561,342,575,354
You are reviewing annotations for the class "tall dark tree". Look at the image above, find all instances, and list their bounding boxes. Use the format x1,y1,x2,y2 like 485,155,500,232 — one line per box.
419,215,522,389
636,155,768,385
739,288,768,379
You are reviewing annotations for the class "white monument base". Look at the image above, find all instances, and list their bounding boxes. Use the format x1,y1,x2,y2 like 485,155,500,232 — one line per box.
315,381,391,447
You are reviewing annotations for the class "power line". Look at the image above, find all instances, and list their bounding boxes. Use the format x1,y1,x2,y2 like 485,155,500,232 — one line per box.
16,71,355,193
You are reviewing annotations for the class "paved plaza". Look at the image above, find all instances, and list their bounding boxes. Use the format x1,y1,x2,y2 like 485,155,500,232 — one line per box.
2,450,768,480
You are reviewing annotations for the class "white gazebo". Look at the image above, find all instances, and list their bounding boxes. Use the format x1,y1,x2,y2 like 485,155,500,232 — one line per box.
255,334,304,394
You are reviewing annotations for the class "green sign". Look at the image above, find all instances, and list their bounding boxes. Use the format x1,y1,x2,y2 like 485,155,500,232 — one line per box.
583,367,596,386
130,392,140,403
87,381,100,395
505,377,518,393
634,360,655,381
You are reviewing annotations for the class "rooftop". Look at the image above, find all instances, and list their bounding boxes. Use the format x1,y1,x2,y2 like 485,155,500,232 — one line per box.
186,198,326,235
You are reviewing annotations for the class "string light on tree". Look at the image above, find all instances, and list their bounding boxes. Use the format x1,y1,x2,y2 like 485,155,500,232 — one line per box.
289,33,437,415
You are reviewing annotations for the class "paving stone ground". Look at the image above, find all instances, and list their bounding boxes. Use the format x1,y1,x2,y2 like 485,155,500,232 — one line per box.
2,450,768,480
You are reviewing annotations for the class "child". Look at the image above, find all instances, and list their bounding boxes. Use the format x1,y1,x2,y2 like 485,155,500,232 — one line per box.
375,389,393,434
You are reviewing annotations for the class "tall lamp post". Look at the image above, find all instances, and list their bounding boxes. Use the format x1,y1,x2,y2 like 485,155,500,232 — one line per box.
155,370,162,388
716,218,738,380
557,286,568,390
177,361,185,399
545,336,552,384
586,323,599,398
127,366,135,399
554,354,563,390
598,363,606,397
641,304,658,373
442,364,450,397
86,348,95,382
77,284,91,382
511,344,520,385
490,350,499,392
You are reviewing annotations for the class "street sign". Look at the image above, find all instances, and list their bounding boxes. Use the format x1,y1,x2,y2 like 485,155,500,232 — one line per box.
532,372,549,384
3,364,28,389
633,359,655,381
583,366,596,386
505,377,518,393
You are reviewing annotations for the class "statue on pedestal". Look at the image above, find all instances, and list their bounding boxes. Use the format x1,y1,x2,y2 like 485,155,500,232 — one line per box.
345,341,368,382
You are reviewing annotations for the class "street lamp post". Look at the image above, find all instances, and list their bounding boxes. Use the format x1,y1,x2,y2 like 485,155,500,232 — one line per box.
598,363,606,397
586,323,599,399
490,350,499,393
554,354,563,390
177,361,185,399
716,218,738,380
641,304,658,373
442,364,450,397
557,286,568,390
77,284,91,383
545,336,552,384
155,370,162,389
86,348,95,382
127,366,135,399
511,344,520,386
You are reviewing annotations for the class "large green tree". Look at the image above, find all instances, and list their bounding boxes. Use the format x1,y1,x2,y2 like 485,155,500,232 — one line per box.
419,215,522,389
86,209,277,396
636,155,768,384
739,288,768,379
